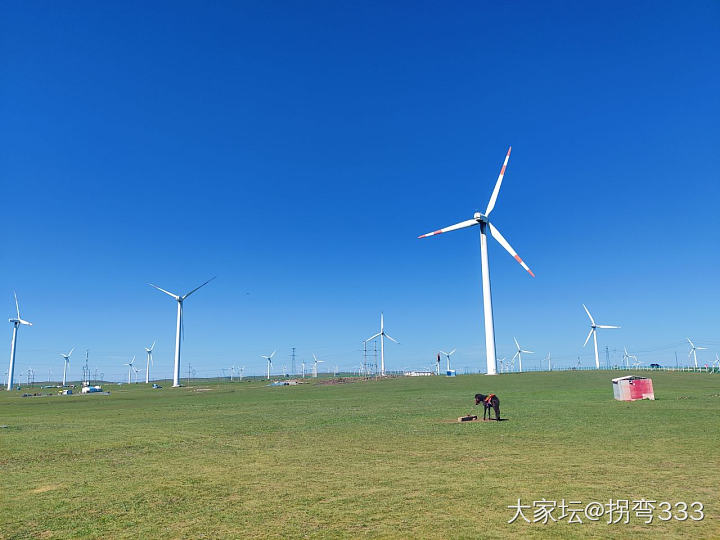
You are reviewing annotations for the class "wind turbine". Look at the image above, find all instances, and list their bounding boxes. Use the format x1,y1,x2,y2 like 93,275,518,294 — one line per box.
623,347,637,369
418,147,534,376
512,337,533,373
364,313,398,376
439,349,456,373
687,338,707,369
148,277,215,387
261,350,276,379
60,347,74,386
582,304,620,369
301,360,306,378
7,293,32,391
312,354,324,378
124,356,136,384
132,365,140,383
144,341,155,384
545,353,551,371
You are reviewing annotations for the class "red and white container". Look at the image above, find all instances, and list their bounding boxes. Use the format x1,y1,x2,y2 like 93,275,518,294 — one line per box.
612,376,655,401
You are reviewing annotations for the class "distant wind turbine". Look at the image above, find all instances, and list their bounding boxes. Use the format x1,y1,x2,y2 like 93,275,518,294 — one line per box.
418,147,535,375
623,347,637,369
7,292,32,391
364,313,398,376
687,338,707,369
439,349,456,373
60,347,75,386
124,356,136,384
261,350,276,380
512,338,533,373
144,341,155,384
582,304,620,369
148,277,215,387
312,354,324,378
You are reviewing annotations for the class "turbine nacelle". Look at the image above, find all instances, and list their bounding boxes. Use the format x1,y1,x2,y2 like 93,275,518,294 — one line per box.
473,212,488,223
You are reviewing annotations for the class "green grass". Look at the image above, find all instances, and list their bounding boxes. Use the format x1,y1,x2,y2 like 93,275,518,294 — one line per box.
1,371,718,539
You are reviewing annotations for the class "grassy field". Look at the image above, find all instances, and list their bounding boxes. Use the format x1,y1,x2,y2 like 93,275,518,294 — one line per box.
1,371,718,539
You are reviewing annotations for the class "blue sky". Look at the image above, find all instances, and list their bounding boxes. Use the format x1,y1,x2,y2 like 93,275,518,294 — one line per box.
2,1,719,381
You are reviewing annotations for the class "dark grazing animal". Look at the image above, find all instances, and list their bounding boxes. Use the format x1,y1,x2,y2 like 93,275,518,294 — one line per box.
474,393,500,421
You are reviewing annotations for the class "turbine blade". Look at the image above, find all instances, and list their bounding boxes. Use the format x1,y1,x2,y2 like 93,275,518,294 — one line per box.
149,283,180,299
418,219,477,239
485,146,512,216
365,333,381,342
14,292,20,319
182,276,216,300
68,347,75,357
512,351,520,361
514,337,520,349
582,304,595,325
385,333,399,344
270,350,276,359
489,224,534,277
523,350,534,354
596,325,620,329
697,347,708,350
583,328,594,347
448,348,456,356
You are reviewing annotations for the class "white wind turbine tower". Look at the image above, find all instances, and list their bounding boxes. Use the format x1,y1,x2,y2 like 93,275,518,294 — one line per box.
364,313,398,376
60,347,74,386
261,350,276,379
124,356,136,384
687,339,707,369
148,277,215,387
301,360,306,378
439,349,456,373
132,365,140,383
144,341,155,384
418,147,535,376
7,293,32,391
312,354,324,378
512,337,533,373
545,353,551,371
582,304,620,369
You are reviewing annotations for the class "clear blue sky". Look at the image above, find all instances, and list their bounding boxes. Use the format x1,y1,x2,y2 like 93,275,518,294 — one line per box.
2,1,719,381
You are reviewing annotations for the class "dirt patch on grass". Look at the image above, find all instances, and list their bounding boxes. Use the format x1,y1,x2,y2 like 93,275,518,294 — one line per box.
31,485,60,494
194,388,213,392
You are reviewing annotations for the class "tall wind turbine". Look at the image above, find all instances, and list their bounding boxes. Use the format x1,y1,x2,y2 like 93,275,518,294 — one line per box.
687,338,706,369
148,277,215,387
364,313,398,376
312,354,324,378
439,349,456,373
418,147,534,376
512,337,534,373
582,304,620,369
261,350,276,379
60,347,74,386
124,356,136,384
7,293,32,391
144,341,155,384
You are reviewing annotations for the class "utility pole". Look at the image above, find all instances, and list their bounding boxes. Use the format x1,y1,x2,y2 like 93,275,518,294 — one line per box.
83,349,90,386
675,351,678,369
605,346,609,369
291,347,296,376
187,363,192,386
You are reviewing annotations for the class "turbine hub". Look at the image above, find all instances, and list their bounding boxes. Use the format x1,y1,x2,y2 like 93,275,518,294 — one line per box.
474,212,488,223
